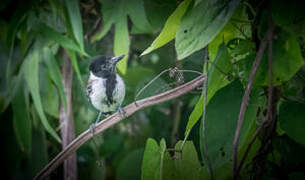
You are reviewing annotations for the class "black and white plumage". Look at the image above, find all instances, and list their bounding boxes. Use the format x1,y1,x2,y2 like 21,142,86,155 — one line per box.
87,55,125,116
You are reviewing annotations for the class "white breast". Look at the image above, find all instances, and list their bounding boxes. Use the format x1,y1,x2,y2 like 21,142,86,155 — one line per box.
89,72,125,113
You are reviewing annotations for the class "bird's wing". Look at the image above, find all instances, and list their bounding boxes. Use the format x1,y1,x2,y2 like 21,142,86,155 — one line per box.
86,79,94,102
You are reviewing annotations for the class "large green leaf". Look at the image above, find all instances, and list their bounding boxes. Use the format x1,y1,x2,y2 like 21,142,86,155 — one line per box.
63,0,84,52
279,101,305,146
176,0,240,60
114,14,130,75
246,30,304,86
141,138,162,180
200,80,258,169
174,141,205,180
141,0,192,56
185,43,233,135
12,84,31,154
23,51,61,142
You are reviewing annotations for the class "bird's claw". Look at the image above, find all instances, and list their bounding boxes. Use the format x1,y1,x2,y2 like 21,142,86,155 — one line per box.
90,123,96,135
118,107,125,117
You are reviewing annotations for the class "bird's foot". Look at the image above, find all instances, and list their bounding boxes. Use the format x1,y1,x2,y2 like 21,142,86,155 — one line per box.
118,107,125,117
90,111,103,135
90,123,96,135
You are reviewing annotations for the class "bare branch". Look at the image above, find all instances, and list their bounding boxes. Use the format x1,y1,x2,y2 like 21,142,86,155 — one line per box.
34,74,206,180
232,16,275,179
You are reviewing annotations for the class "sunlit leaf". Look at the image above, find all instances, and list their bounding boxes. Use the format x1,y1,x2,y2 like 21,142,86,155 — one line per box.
185,44,232,135
114,15,130,74
279,101,305,146
141,0,192,56
176,0,240,60
12,84,31,154
23,51,61,142
63,0,84,51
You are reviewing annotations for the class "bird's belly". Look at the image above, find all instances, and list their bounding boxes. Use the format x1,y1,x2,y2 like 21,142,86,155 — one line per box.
90,75,125,113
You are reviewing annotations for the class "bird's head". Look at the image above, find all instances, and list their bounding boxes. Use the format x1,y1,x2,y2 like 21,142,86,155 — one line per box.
89,55,124,78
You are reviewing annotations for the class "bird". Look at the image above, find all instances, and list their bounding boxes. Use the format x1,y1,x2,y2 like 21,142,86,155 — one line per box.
86,55,126,133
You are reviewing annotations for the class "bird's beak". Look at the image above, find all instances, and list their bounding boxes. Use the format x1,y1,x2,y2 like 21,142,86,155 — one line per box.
111,55,125,63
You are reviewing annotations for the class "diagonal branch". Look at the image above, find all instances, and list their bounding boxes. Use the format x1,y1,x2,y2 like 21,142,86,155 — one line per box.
232,16,275,179
34,74,206,180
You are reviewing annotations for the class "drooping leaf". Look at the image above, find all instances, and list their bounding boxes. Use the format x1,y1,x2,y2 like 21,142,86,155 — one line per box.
279,101,305,146
66,49,85,87
37,23,82,53
23,51,61,142
200,80,259,169
12,84,31,154
141,0,192,56
63,0,84,52
114,14,130,74
127,0,153,34
42,49,67,110
176,0,240,60
185,43,233,135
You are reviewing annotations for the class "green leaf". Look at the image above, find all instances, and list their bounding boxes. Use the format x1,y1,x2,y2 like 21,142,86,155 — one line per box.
38,23,82,53
66,49,84,87
208,4,251,61
185,43,232,135
127,0,153,34
279,101,305,146
200,80,258,169
141,0,192,56
12,84,31,154
114,15,130,75
142,138,162,180
63,0,84,51
176,0,240,60
23,51,61,142
174,141,204,180
249,30,304,86
43,49,67,111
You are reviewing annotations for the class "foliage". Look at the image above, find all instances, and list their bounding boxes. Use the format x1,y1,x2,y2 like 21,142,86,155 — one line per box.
1,0,305,179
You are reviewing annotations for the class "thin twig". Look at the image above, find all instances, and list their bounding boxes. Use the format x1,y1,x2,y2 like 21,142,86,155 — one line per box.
232,16,275,179
201,47,215,180
34,75,206,180
235,16,275,176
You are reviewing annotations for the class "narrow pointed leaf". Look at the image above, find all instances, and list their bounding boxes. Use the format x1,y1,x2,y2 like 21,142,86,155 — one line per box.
63,0,84,51
141,0,192,56
114,15,130,74
66,49,84,87
12,84,32,154
23,51,61,142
